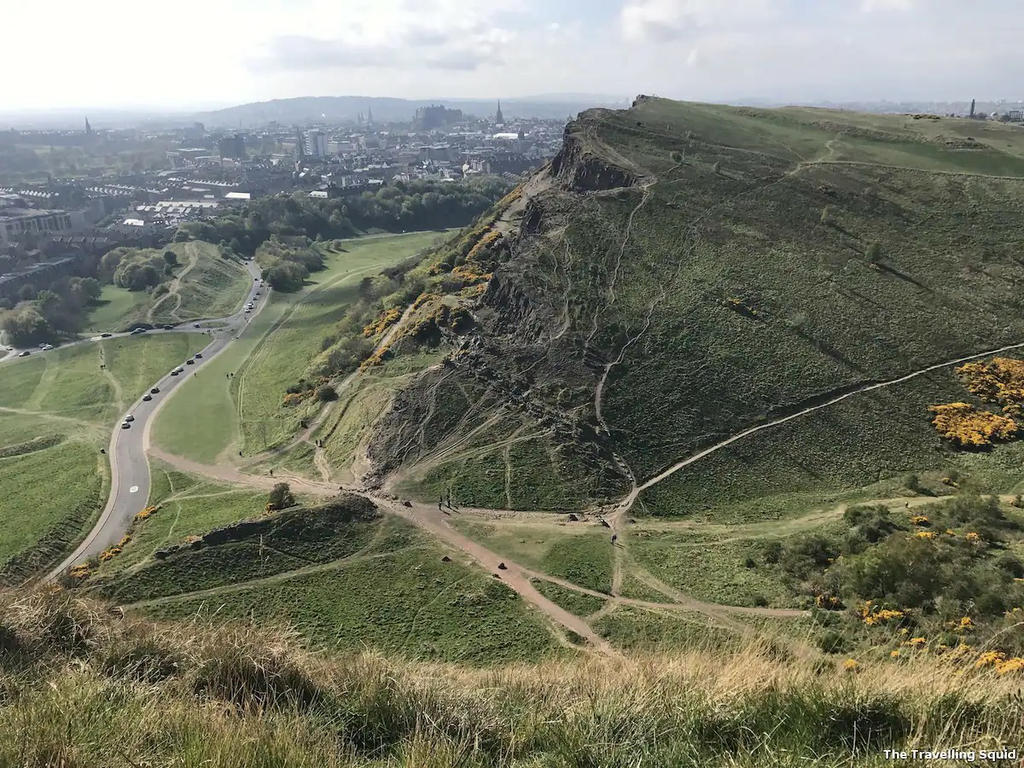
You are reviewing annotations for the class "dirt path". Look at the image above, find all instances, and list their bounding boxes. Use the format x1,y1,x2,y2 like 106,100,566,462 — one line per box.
147,243,198,324
608,338,1024,523
146,444,617,654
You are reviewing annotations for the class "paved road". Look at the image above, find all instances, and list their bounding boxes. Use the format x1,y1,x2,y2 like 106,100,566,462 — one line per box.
45,261,268,579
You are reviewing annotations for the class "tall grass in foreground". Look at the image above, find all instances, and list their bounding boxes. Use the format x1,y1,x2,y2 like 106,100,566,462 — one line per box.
1,588,1021,767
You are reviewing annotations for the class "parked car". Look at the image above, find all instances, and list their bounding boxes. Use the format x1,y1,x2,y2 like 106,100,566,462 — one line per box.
120,422,131,429
194,353,203,359
124,414,135,422
130,328,146,335
185,359,194,365
150,387,160,394
40,344,53,351
100,332,113,338
142,394,152,402
170,369,180,376
18,350,30,357
162,324,174,330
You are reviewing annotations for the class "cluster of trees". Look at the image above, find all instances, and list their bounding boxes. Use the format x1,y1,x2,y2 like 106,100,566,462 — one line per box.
176,178,511,257
774,496,1024,619
100,248,177,291
255,238,326,292
0,276,102,345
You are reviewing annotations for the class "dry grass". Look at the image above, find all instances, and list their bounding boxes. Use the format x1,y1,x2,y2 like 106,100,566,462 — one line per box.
1,588,1022,767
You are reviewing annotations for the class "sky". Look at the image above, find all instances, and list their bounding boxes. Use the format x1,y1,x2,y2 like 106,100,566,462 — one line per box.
3,0,1023,111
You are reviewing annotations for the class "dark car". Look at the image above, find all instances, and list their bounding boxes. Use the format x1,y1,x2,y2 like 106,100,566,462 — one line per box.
17,350,30,357
194,353,203,359
170,369,180,376
150,387,160,394
142,394,152,402
100,332,113,338
162,324,174,330
120,422,131,429
185,359,194,365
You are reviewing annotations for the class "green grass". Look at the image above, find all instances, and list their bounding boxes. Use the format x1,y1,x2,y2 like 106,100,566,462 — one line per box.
629,530,800,609
98,498,383,603
84,241,250,332
0,334,205,580
84,284,149,333
137,521,561,665
532,578,606,616
153,232,444,463
594,604,741,651
0,441,104,581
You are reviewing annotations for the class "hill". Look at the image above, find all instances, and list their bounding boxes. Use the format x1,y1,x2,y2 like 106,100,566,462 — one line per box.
194,94,627,127
317,97,1024,512
1,587,1021,767
87,241,251,332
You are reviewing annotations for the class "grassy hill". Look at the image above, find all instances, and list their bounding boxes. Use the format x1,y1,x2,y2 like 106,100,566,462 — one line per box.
2,587,1022,767
86,241,250,332
0,334,206,583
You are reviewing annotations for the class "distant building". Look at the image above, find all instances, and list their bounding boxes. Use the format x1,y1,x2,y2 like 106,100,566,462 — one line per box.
495,100,504,125
218,134,246,161
302,130,328,159
0,208,83,245
413,105,463,131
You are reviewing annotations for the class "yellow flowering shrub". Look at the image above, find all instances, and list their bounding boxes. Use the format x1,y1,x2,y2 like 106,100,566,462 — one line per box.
282,392,305,406
466,229,501,262
909,515,930,526
975,651,1006,669
907,637,927,648
69,564,90,580
929,402,1018,447
957,357,1024,405
859,602,905,625
965,531,982,543
914,531,937,540
134,505,159,522
889,650,900,658
995,657,1024,675
842,658,861,672
362,307,402,337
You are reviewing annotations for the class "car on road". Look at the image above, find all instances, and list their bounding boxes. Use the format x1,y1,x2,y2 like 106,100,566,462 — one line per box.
100,333,113,338
130,327,147,335
40,344,54,351
18,350,30,357
142,394,152,402
124,414,135,422
150,387,160,394
170,369,180,376
194,353,203,359
162,324,174,330
185,359,194,365
193,323,201,328
120,422,131,429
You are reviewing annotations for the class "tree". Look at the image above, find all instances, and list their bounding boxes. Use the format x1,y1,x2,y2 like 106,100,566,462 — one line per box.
268,482,296,511
264,261,308,292
163,250,178,267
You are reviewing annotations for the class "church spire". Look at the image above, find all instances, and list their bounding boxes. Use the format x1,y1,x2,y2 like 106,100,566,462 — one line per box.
495,100,503,125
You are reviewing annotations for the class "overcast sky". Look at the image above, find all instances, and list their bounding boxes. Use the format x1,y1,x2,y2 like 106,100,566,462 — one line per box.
4,0,1023,111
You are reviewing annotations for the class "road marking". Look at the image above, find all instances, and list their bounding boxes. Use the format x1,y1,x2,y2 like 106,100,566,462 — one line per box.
129,486,139,493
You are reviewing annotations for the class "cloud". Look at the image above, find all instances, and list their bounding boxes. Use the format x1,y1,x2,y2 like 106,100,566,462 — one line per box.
621,0,774,42
861,0,915,10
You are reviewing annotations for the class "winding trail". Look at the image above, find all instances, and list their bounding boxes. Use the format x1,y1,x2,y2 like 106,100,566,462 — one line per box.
608,338,1024,524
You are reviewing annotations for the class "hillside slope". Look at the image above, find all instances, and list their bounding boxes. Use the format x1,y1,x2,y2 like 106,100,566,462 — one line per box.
339,97,1024,514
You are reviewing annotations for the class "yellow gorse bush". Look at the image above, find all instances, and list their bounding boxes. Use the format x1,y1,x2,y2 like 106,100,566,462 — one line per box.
929,402,1018,447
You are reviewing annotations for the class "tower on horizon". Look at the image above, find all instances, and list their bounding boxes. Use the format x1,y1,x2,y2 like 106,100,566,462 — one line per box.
495,100,504,124
367,104,374,126
84,116,92,135
970,98,976,118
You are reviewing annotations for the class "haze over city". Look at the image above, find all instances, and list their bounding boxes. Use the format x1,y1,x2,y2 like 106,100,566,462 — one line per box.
5,0,1024,112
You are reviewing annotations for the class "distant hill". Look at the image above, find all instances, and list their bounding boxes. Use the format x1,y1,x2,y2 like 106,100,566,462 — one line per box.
194,94,629,127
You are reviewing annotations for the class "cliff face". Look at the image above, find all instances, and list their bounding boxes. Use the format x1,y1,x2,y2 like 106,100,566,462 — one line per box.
362,97,1024,514
549,122,639,192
